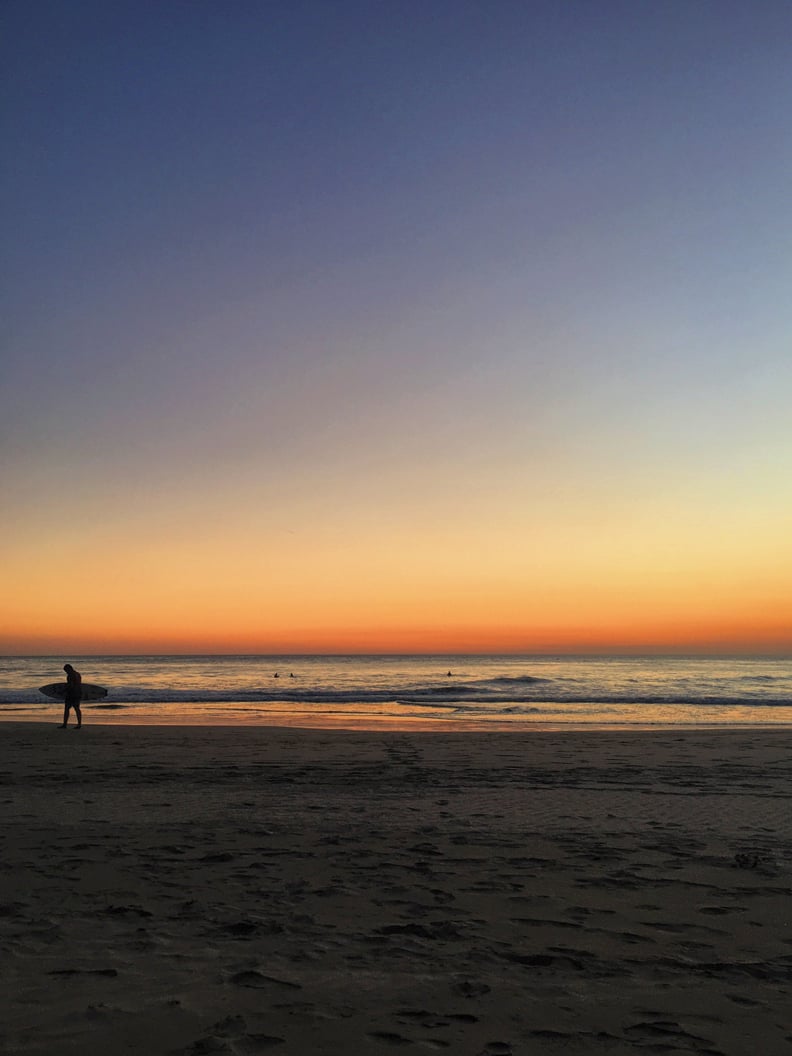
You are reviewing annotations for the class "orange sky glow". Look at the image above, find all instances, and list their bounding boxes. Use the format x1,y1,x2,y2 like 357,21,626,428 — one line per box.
3,464,791,655
4,5,791,658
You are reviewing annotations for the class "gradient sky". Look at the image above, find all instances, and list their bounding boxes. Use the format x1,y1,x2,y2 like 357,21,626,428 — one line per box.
3,1,791,655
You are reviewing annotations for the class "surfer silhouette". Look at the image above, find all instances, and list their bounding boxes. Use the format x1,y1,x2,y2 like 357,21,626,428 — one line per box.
60,663,82,729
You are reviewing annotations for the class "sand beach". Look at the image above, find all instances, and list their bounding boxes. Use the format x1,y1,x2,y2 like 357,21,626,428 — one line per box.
2,723,791,1055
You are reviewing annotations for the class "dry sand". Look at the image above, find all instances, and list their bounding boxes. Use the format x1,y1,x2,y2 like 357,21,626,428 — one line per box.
1,723,791,1055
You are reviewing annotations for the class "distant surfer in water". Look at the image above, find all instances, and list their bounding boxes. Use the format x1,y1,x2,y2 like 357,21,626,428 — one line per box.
60,663,82,729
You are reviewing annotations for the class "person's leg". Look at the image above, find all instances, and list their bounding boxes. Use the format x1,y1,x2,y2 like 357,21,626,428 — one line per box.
60,702,69,727
74,704,82,728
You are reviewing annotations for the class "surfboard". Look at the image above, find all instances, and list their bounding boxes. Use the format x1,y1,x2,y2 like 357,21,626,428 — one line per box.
39,682,108,702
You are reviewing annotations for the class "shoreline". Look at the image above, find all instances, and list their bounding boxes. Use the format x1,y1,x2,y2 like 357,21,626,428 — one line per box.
4,709,792,734
8,719,792,733
4,712,792,731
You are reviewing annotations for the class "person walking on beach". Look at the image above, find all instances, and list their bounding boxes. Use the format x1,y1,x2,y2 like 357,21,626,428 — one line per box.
60,663,82,729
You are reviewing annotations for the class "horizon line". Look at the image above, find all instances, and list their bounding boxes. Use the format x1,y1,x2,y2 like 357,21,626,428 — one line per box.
3,649,791,660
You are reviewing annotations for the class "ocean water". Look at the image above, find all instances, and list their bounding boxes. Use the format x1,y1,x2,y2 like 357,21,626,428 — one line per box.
1,654,791,729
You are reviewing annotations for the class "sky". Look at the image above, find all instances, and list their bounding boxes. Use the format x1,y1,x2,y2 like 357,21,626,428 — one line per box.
2,0,791,655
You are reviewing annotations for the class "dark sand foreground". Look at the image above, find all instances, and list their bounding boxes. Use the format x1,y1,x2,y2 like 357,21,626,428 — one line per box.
2,724,791,1055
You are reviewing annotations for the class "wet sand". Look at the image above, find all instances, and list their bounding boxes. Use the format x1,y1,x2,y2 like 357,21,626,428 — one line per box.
2,723,791,1055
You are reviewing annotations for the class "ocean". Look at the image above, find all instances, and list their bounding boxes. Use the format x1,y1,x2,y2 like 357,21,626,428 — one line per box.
1,654,791,729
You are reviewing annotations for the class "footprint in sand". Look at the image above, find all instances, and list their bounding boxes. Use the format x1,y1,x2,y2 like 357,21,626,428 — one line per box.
452,979,490,998
227,969,300,990
624,1020,713,1047
182,1016,285,1054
